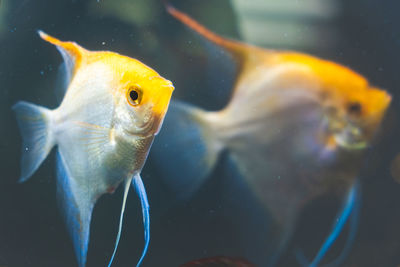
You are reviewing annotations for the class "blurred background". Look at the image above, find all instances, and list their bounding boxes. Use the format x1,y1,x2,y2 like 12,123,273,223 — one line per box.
1,0,400,266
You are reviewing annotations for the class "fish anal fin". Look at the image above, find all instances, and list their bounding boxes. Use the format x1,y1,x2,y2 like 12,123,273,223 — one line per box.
56,150,96,267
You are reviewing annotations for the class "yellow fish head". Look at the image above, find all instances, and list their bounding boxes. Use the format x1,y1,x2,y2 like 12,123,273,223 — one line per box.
279,53,391,150
330,86,390,150
111,56,174,137
39,31,174,138
314,60,392,150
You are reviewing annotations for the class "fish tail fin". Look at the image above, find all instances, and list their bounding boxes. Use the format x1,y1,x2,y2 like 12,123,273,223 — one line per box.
151,101,222,200
165,3,250,61
295,182,361,267
107,177,133,267
12,101,55,182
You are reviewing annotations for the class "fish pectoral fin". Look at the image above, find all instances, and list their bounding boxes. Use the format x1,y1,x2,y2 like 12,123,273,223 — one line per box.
73,121,111,158
132,174,150,267
56,150,97,267
295,182,360,267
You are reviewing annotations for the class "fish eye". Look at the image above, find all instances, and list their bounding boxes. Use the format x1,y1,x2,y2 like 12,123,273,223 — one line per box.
347,102,362,115
127,85,142,106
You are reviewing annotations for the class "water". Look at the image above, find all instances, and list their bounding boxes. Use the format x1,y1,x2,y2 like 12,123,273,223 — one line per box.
1,0,400,266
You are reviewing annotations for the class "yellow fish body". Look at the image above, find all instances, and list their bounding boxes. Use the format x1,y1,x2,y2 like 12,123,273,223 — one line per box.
152,5,391,265
13,31,174,267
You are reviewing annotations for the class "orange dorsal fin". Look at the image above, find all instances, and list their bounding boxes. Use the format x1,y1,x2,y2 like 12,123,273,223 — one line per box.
38,31,86,80
165,4,253,63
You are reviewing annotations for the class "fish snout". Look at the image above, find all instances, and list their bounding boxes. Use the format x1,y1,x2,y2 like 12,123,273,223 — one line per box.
151,80,174,117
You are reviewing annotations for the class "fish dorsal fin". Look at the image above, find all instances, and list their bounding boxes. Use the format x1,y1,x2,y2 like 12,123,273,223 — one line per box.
166,4,264,69
165,4,274,100
38,31,86,87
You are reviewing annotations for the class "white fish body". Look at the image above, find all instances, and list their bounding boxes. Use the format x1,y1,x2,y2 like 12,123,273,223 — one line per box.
13,31,174,267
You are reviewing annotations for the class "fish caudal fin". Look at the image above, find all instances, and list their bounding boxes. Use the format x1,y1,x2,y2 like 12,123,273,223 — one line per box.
295,182,360,267
151,101,222,200
13,101,55,182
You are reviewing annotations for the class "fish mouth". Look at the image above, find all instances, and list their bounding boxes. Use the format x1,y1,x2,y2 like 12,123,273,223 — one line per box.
334,134,367,150
321,115,367,150
332,122,368,150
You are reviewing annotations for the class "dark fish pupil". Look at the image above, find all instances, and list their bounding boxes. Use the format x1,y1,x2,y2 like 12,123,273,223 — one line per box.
130,90,139,101
348,102,362,114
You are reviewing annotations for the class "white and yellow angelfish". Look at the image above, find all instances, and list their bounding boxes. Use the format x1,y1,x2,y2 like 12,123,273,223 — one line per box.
13,31,174,267
152,5,391,266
